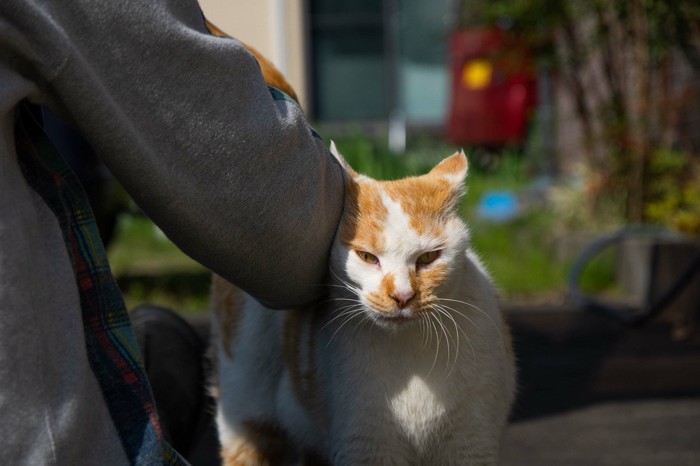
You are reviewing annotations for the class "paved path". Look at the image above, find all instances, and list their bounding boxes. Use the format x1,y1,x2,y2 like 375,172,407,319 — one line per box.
500,306,700,465
502,397,700,465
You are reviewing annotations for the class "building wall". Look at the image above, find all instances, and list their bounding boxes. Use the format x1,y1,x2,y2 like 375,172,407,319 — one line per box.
198,0,309,108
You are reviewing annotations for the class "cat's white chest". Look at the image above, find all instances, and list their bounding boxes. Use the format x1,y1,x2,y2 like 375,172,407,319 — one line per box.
389,374,448,446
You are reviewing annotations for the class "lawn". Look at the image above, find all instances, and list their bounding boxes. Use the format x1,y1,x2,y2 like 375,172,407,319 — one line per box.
107,214,210,313
107,132,585,313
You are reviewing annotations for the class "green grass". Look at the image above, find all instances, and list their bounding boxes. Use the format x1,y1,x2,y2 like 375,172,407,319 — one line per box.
108,214,204,275
576,247,617,293
328,131,449,180
107,214,210,313
468,213,569,297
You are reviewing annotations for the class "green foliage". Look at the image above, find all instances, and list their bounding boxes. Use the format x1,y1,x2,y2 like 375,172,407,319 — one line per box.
468,212,569,296
645,149,700,235
576,246,617,293
467,0,700,223
476,0,700,65
322,130,449,179
107,214,209,313
108,214,205,274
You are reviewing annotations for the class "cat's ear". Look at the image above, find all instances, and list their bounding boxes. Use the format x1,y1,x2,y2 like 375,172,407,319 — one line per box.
429,150,468,210
329,140,358,178
430,150,468,186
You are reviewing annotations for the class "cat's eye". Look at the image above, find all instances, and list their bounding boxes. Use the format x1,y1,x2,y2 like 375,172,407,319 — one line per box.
356,250,380,265
417,250,441,266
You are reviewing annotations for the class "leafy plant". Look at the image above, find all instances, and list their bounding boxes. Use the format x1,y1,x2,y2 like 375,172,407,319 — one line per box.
467,0,700,224
645,149,700,234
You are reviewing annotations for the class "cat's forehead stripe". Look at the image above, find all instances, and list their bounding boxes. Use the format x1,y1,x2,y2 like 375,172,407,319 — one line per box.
341,173,453,252
380,176,452,236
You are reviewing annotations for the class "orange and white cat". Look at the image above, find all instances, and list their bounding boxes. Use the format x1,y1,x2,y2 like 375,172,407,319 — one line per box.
211,145,516,465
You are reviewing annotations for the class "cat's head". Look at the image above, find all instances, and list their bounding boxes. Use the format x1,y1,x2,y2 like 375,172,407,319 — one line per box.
329,141,470,330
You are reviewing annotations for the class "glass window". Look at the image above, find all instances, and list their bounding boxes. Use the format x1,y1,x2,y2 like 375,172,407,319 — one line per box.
310,0,386,120
308,0,450,123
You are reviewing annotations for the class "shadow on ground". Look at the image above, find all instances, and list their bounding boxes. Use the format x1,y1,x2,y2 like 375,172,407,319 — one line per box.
506,307,700,421
502,306,700,465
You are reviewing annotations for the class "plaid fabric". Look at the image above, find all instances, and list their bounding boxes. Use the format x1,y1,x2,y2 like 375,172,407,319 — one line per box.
14,103,188,466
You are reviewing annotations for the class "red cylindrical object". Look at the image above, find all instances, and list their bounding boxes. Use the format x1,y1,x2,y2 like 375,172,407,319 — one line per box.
446,27,537,148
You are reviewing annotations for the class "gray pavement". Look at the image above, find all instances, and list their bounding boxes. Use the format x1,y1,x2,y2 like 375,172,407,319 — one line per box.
500,306,700,465
502,397,700,465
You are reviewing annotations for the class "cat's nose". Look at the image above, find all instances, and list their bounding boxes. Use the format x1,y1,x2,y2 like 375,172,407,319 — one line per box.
391,289,415,308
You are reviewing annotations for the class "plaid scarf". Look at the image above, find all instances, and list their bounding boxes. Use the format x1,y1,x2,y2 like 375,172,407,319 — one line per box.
14,103,188,466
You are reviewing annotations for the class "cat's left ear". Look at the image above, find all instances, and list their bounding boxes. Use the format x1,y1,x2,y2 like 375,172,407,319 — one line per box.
430,150,468,187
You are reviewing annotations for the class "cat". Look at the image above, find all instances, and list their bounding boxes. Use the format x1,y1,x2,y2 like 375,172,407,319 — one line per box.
210,143,516,466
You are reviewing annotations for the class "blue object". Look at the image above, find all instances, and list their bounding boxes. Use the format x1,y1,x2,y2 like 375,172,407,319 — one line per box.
477,190,519,222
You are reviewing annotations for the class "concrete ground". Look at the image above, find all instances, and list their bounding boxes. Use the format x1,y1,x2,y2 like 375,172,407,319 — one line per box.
500,306,700,465
502,397,700,465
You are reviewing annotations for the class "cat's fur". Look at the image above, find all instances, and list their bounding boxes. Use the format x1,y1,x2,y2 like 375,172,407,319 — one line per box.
210,146,516,466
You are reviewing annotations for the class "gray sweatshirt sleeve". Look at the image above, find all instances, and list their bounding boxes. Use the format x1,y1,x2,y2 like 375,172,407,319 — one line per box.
1,0,344,308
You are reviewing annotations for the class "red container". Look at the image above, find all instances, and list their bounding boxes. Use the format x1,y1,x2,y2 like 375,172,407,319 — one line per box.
446,27,537,148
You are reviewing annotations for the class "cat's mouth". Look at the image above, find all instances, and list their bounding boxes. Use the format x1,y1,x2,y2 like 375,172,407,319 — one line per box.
374,309,417,327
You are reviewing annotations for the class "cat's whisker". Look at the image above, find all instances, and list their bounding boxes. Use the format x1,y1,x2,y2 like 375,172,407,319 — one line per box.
435,303,486,364
352,314,374,338
313,267,363,306
321,308,357,328
328,266,362,295
326,312,364,347
432,310,452,377
437,298,506,351
313,282,355,290
324,297,363,305
320,306,364,333
427,314,441,376
312,296,362,312
319,298,364,314
438,307,462,378
424,315,434,349
431,313,447,375
431,304,477,371
430,305,459,377
419,315,430,349
325,299,362,309
446,308,477,366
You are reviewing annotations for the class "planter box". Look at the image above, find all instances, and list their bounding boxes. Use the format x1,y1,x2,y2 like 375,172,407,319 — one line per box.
619,237,700,339
649,239,700,339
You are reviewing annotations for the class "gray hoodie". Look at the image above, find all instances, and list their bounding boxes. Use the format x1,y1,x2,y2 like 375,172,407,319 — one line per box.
0,0,343,464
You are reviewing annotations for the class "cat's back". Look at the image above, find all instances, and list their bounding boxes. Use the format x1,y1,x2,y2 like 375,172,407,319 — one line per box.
211,275,286,411
211,276,328,462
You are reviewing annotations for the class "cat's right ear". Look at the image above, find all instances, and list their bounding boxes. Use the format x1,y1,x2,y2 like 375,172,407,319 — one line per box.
329,140,358,179
429,150,469,211
430,150,469,182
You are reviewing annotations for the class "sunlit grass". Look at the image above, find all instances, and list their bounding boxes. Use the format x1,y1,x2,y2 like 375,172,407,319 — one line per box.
107,214,209,313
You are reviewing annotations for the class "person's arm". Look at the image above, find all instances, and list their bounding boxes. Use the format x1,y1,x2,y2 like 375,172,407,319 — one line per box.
1,0,344,308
